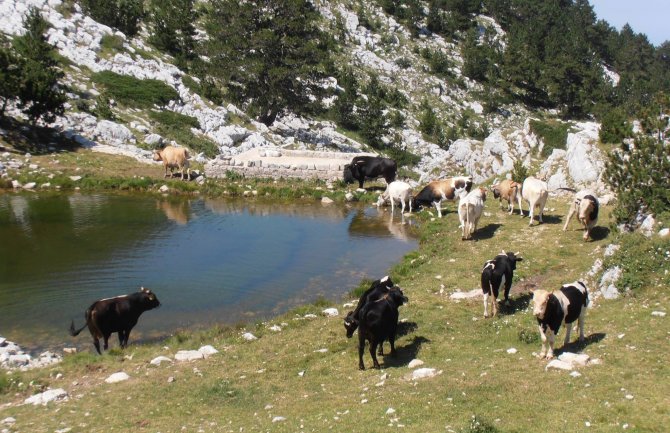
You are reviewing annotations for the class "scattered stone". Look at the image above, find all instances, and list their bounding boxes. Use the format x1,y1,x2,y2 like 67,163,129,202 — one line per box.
159,185,169,193
105,372,130,383
411,368,439,380
22,182,36,190
198,345,219,357
303,314,317,319
269,325,282,332
545,359,573,371
570,371,582,378
272,416,286,423
506,348,518,354
175,350,205,362
408,359,424,369
24,388,68,405
659,228,669,238
150,356,172,366
242,332,258,341
69,175,82,181
449,289,481,300
321,196,334,204
625,394,634,400
558,352,590,367
344,192,355,202
63,347,77,354
651,311,666,317
1,417,16,425
386,408,396,415
322,308,339,317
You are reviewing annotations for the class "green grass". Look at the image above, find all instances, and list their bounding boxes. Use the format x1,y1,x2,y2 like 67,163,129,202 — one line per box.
91,71,179,108
147,109,219,158
1,147,668,432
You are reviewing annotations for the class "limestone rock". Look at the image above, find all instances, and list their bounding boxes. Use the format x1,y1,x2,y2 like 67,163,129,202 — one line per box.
24,388,68,405
150,356,172,366
175,350,205,362
105,372,130,383
322,308,339,317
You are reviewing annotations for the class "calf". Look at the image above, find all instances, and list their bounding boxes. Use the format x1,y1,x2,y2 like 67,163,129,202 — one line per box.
343,156,397,189
414,175,473,218
480,251,523,317
519,176,549,226
458,187,487,240
357,286,408,370
491,179,521,215
344,276,395,339
532,281,589,359
69,287,161,354
153,145,191,181
376,181,413,214
563,190,599,241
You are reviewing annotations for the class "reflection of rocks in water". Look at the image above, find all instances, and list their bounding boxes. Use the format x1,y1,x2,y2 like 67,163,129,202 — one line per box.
348,208,417,241
157,199,192,225
204,198,350,221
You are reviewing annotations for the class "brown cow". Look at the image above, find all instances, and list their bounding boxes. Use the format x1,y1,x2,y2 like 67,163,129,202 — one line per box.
491,179,521,215
153,145,190,180
414,175,473,218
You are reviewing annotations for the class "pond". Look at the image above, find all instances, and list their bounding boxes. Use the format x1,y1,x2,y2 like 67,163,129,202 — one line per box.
0,192,418,352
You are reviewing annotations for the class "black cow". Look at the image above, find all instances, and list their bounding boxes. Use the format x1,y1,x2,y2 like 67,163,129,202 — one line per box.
532,281,589,359
481,251,523,317
344,276,395,339
69,287,161,354
343,156,397,189
357,286,408,370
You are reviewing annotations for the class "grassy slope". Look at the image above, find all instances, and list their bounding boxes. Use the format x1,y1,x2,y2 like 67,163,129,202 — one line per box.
1,168,668,432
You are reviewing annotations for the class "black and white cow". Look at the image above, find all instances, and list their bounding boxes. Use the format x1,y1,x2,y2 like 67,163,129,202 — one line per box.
532,281,589,359
344,276,395,339
480,251,523,317
343,156,397,189
357,286,408,370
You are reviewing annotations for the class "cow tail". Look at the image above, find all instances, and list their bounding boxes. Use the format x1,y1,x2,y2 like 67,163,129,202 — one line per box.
69,320,87,337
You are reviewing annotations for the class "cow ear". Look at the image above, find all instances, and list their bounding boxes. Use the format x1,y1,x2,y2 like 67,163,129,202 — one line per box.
501,249,506,255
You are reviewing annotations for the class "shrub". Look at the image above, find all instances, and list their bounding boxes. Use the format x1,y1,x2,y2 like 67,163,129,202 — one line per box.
92,71,179,108
148,110,219,158
602,233,670,292
529,119,569,157
599,108,632,144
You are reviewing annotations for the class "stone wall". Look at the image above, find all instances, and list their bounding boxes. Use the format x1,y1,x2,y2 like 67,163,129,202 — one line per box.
205,149,375,181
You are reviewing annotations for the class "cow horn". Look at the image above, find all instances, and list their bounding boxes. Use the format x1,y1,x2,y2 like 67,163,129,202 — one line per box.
501,249,506,255
514,251,520,256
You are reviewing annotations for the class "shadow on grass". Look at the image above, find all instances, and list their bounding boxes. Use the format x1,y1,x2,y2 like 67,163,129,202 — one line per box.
590,226,610,241
559,332,607,354
383,335,431,368
537,214,563,225
0,116,78,155
474,223,502,240
500,293,533,315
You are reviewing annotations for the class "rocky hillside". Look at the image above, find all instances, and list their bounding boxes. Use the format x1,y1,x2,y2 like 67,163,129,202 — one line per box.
0,0,617,194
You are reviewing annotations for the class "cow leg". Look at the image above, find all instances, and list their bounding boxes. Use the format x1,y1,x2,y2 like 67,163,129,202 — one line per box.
528,202,535,226
483,293,489,318
358,179,364,189
538,325,547,358
546,329,555,359
390,197,395,214
434,201,442,218
164,165,169,178
563,206,576,231
92,337,102,355
389,334,397,356
369,341,381,369
503,275,512,307
118,331,125,348
578,308,586,342
103,333,111,351
563,321,573,347
358,334,366,370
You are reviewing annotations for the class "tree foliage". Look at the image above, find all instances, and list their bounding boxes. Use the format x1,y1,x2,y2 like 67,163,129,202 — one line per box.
605,135,670,224
205,0,332,125
148,0,197,62
11,8,66,124
79,0,144,37
0,35,21,116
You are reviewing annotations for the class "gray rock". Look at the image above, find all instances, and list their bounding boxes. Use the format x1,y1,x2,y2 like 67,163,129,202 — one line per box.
105,372,130,383
175,350,205,361
150,356,172,366
24,388,68,405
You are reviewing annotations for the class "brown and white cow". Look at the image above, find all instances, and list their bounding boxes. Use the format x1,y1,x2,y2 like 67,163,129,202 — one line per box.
563,190,599,241
532,281,589,359
69,287,161,354
414,175,473,218
153,145,191,181
458,187,487,240
519,176,549,226
491,179,521,215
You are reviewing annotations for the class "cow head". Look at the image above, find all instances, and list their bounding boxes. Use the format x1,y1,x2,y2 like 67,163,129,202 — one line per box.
478,187,487,201
139,287,161,309
388,286,408,306
531,289,550,319
491,184,501,199
502,251,523,270
343,164,356,184
152,150,163,162
344,310,358,338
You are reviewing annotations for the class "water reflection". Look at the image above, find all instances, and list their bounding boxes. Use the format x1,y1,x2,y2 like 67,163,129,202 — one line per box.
0,192,417,352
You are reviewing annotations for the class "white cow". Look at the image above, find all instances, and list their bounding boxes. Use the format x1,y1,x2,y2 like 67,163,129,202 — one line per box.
376,181,413,214
458,187,487,240
518,177,548,226
563,190,599,241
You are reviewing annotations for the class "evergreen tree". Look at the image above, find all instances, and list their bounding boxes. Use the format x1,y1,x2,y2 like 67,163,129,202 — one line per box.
148,0,197,62
12,8,66,124
333,67,359,130
605,135,670,224
0,35,21,116
358,76,387,149
205,0,331,125
599,108,632,144
79,0,143,37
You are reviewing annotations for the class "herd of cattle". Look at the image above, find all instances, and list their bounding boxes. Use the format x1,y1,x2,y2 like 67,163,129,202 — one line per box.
68,155,595,369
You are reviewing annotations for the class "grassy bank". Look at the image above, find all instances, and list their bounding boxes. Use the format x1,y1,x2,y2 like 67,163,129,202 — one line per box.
1,164,669,432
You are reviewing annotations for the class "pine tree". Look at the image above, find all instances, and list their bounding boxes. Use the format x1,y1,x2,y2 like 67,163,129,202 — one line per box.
148,0,197,61
79,0,143,37
205,0,331,125
12,8,66,124
0,35,21,116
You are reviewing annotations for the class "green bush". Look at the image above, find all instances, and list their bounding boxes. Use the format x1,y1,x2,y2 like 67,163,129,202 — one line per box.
602,233,670,292
99,34,125,56
599,108,632,144
92,71,179,108
511,159,529,183
530,119,569,157
148,109,219,158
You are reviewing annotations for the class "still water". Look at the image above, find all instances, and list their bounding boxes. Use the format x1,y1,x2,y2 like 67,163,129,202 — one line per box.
0,192,417,352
